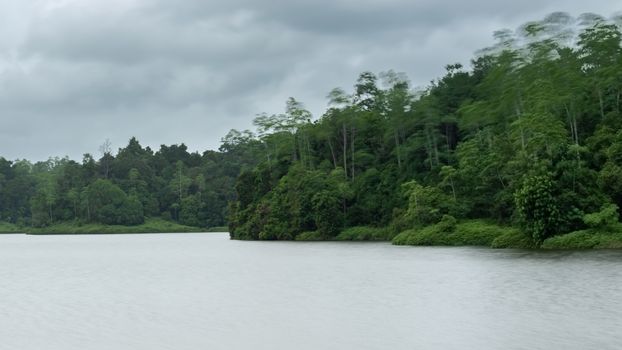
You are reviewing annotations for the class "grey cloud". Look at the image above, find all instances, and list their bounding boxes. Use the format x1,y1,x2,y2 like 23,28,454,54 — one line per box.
0,0,620,161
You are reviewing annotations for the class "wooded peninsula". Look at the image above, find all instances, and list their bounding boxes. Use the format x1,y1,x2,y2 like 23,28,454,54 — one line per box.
2,12,622,248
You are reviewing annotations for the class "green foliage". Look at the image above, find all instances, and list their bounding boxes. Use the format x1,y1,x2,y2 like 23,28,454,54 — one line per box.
514,174,561,242
490,229,537,249
230,165,349,240
335,226,393,241
436,215,457,233
583,204,620,230
205,226,229,232
541,227,622,249
312,190,344,237
295,231,325,241
26,218,203,234
84,179,144,225
400,181,463,227
392,220,518,247
0,221,22,233
2,12,622,245
179,194,203,227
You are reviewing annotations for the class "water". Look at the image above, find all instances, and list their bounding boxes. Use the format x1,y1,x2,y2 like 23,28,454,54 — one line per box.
0,233,620,350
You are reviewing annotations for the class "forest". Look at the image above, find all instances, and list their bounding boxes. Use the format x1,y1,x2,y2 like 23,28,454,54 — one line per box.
0,137,259,231
2,12,622,247
227,12,622,248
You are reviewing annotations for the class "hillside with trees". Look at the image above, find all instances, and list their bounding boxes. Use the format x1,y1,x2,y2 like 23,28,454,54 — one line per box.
227,12,622,247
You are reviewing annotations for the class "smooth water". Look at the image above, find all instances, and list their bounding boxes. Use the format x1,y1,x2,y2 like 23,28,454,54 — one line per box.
0,233,620,350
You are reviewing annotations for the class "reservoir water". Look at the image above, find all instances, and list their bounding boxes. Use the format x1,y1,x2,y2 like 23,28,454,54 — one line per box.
0,233,620,350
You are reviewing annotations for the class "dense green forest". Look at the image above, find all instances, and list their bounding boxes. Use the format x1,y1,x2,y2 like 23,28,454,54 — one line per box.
227,12,622,247
0,137,260,230
3,12,622,247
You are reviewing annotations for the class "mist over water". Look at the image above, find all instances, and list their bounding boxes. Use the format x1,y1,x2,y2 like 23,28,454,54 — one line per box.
0,233,620,350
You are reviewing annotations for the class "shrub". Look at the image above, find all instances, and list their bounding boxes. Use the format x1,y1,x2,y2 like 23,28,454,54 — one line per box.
514,174,561,242
541,229,622,249
583,204,619,230
335,226,392,241
295,231,324,241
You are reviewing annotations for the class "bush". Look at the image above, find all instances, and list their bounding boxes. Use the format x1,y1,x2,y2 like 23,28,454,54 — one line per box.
541,228,622,249
335,226,393,241
401,180,464,226
392,219,521,247
491,229,537,249
295,231,324,241
312,190,344,237
583,204,619,230
514,174,561,242
0,221,22,233
392,226,442,246
437,215,457,233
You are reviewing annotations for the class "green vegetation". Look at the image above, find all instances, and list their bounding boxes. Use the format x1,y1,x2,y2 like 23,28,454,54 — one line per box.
0,221,22,233
26,218,202,235
0,135,259,232
2,12,622,247
490,229,538,249
225,12,622,249
392,219,529,247
206,226,229,232
294,226,392,241
335,226,393,241
295,231,325,241
541,228,622,249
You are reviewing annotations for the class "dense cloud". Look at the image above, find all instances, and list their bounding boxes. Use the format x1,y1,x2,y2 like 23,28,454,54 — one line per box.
0,0,619,160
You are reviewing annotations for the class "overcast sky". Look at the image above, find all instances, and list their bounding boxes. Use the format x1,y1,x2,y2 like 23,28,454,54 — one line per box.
0,0,619,161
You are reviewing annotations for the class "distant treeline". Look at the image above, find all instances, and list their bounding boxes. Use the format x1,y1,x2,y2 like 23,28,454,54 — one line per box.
0,138,259,228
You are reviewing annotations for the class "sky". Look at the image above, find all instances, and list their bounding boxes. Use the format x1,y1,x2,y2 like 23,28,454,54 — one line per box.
0,0,620,161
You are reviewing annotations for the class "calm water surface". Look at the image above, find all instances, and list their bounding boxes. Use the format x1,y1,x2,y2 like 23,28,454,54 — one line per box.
0,233,621,350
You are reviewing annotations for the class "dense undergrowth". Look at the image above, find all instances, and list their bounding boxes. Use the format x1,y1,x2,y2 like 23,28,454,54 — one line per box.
25,218,203,235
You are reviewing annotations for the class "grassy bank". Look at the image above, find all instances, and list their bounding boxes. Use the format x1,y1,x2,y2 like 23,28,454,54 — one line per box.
392,218,536,248
294,226,394,241
0,221,23,233
206,226,229,232
26,218,203,235
391,218,622,249
541,228,622,249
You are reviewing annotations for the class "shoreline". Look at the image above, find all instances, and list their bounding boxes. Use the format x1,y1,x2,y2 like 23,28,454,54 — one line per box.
6,219,622,249
1,218,226,235
235,220,622,250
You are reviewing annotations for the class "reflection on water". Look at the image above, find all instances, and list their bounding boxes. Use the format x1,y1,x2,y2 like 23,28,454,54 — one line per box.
0,233,620,350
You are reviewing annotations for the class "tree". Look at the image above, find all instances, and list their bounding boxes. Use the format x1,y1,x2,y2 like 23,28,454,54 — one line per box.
514,174,561,242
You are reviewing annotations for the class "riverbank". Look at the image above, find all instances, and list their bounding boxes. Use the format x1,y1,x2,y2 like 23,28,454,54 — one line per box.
24,218,204,235
391,219,622,249
0,221,21,233
392,219,536,248
292,218,622,249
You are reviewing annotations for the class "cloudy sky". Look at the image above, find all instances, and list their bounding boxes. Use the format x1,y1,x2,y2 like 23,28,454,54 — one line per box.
0,0,619,161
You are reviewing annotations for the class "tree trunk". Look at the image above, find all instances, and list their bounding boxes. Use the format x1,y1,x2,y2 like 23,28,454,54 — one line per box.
342,123,348,179
306,133,313,169
350,126,355,181
264,142,272,172
328,139,338,169
598,88,605,119
86,198,90,221
433,132,440,166
425,128,434,170
449,178,456,201
394,129,401,169
515,104,526,151
178,167,182,202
